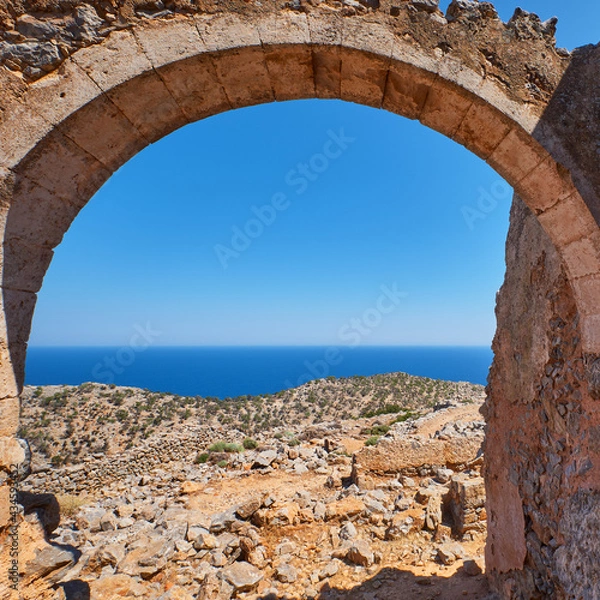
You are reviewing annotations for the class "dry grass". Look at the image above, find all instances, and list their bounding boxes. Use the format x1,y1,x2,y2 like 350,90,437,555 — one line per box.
55,493,90,517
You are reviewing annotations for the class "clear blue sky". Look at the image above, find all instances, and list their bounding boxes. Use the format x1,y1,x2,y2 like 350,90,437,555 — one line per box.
29,2,600,348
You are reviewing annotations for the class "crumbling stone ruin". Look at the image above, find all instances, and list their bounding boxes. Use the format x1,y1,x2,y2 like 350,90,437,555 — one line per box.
2,0,600,597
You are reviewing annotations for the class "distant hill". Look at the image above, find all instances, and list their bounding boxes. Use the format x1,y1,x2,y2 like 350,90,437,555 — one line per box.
19,373,484,468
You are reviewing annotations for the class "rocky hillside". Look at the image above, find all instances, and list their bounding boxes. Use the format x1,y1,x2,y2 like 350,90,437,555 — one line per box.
19,373,484,469
17,392,494,600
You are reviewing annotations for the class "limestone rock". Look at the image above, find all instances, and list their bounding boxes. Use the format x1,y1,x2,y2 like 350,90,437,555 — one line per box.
0,437,31,479
410,0,439,13
319,560,339,579
346,540,374,567
23,545,76,583
251,450,277,469
117,536,174,579
448,475,486,536
89,574,148,599
424,495,443,531
276,563,298,583
235,498,262,521
220,561,263,593
156,586,195,600
193,532,217,550
339,521,358,540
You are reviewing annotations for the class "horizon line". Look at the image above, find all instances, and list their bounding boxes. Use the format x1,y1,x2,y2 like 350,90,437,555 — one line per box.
27,344,493,349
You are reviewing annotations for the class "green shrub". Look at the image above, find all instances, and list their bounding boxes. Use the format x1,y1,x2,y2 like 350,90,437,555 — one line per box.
209,441,227,452
365,436,380,447
390,410,420,425
51,454,64,467
195,452,210,464
287,437,300,447
370,424,390,436
209,441,243,453
217,459,228,468
224,443,243,453
115,409,129,422
243,438,258,450
361,404,403,418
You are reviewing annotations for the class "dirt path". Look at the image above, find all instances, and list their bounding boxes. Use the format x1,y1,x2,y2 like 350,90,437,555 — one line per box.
416,403,483,438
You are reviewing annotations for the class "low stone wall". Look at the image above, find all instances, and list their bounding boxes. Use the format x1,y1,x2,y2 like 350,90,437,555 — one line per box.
20,425,230,495
351,420,484,483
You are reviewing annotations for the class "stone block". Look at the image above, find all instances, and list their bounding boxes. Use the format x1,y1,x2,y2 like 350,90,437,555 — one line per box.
58,93,146,171
538,193,597,249
211,47,274,109
133,17,204,68
106,71,188,143
73,29,153,91
158,55,231,123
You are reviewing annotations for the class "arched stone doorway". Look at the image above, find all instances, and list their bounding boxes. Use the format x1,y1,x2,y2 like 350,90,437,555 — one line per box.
1,3,600,597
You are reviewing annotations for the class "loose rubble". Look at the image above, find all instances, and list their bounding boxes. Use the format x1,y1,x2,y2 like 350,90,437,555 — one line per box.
16,390,491,599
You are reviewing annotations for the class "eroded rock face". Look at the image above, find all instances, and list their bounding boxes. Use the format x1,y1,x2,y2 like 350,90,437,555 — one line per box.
486,195,600,598
0,0,570,99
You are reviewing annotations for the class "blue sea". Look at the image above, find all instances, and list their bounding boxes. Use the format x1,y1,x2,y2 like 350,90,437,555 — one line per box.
25,346,493,399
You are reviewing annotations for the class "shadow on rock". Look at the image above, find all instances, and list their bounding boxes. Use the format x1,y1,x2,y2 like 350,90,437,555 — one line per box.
19,490,61,536
57,579,91,600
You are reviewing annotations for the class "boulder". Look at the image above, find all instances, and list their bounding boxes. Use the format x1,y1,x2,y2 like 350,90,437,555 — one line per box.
424,495,443,531
117,536,174,580
346,540,374,567
220,561,263,593
23,546,76,583
210,509,238,534
235,498,262,521
251,450,278,469
339,521,358,540
194,532,218,550
276,563,298,583
197,572,234,600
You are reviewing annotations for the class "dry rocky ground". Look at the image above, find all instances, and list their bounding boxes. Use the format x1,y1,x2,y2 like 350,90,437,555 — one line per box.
19,374,481,468
13,374,497,600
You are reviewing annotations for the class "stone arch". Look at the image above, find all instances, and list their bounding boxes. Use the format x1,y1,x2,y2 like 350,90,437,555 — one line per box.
1,3,600,598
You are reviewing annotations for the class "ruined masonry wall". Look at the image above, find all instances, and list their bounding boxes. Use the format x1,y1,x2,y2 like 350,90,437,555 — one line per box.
487,195,600,598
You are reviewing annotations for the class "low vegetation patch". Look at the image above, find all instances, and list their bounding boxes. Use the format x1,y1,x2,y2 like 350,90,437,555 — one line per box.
370,424,390,436
390,410,421,424
195,452,210,464
365,436,380,447
208,441,243,453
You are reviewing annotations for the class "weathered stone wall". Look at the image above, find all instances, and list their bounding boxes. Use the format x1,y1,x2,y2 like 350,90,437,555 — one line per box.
21,425,227,495
352,417,484,478
486,194,600,598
